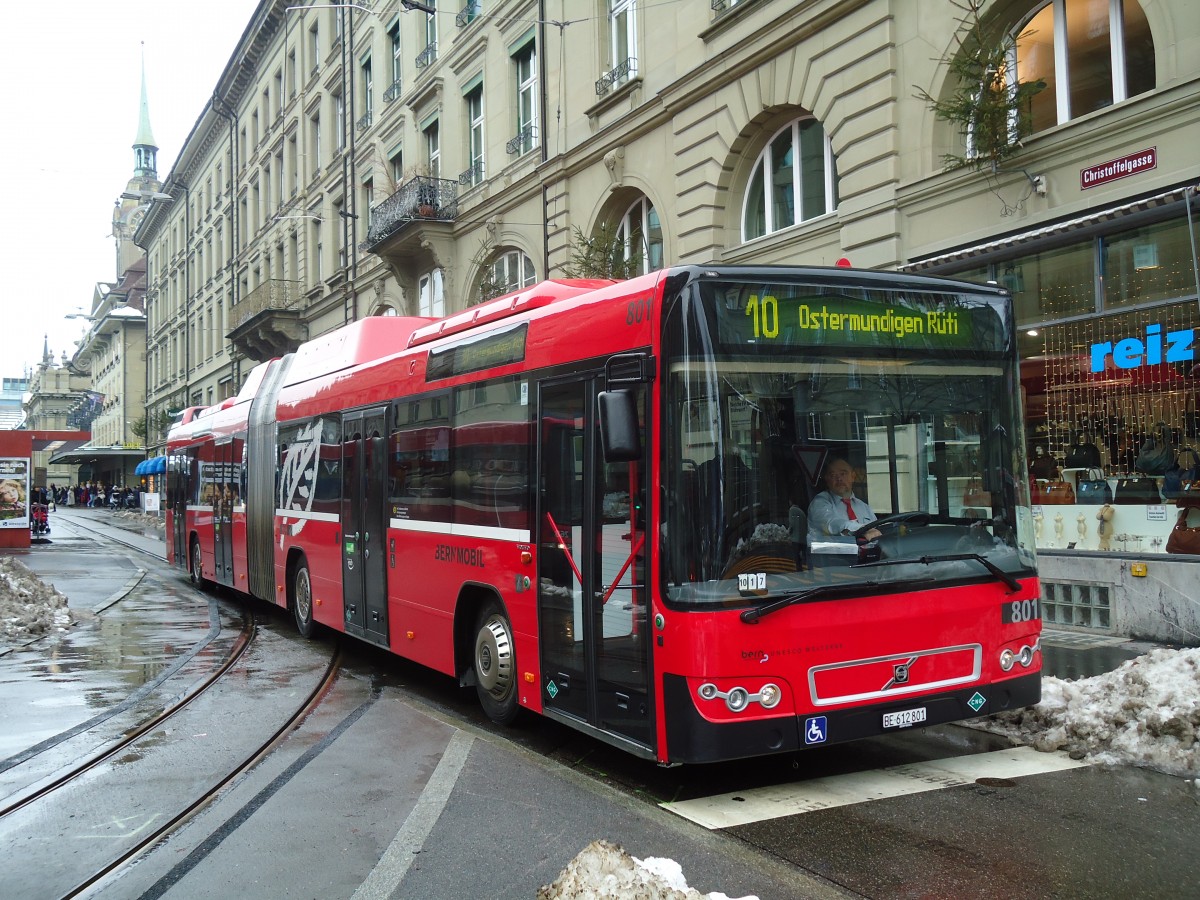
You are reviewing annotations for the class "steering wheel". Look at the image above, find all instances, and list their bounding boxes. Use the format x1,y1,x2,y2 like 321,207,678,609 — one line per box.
853,511,932,540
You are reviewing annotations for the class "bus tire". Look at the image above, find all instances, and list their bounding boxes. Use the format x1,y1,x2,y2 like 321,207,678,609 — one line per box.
189,536,207,590
292,558,316,638
473,599,518,725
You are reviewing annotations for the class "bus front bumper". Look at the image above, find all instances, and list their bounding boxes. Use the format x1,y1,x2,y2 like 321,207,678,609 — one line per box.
662,671,1041,765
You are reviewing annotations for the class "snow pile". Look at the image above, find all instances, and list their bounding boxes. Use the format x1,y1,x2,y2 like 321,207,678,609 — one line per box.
0,556,71,643
538,840,758,900
979,648,1200,778
110,509,166,536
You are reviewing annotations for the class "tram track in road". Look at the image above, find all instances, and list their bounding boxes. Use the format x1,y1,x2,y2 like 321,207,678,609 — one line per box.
1,513,252,807
0,609,257,819
0,634,345,900
51,509,169,563
59,646,345,900
0,511,351,899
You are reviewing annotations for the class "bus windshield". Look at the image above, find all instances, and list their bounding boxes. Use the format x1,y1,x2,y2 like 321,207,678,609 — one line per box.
661,273,1036,608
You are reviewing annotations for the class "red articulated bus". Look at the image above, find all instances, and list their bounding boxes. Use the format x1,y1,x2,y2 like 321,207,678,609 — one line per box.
166,265,1042,764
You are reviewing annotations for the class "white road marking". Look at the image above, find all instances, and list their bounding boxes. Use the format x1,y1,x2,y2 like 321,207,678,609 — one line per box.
662,746,1090,829
352,730,474,900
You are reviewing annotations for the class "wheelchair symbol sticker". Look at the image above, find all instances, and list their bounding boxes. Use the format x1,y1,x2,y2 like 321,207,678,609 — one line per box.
804,715,828,745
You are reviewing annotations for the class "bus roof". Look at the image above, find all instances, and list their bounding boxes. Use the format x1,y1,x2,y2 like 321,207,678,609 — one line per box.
407,279,614,347
282,315,435,388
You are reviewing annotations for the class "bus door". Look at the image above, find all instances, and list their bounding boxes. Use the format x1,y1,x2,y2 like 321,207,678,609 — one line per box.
341,407,389,645
213,438,235,586
537,377,652,750
170,452,189,567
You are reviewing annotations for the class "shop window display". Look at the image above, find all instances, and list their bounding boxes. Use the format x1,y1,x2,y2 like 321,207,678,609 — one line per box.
1022,302,1200,554
1103,219,1196,310
943,210,1199,556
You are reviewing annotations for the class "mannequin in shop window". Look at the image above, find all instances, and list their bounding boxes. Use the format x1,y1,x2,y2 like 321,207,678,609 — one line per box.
1064,430,1102,470
1029,445,1059,480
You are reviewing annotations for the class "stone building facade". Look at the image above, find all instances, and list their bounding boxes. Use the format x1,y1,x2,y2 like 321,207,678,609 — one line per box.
135,0,1200,639
22,350,91,487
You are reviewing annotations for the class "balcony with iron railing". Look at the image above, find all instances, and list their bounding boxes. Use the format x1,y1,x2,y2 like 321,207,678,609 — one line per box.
414,42,437,70
365,175,459,251
357,110,373,131
383,78,402,102
458,160,484,186
506,123,538,155
456,1,481,27
227,279,308,360
596,57,637,96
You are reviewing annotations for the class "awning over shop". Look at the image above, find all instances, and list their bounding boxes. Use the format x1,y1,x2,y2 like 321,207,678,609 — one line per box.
48,446,147,466
31,436,90,455
902,183,1196,272
135,456,167,476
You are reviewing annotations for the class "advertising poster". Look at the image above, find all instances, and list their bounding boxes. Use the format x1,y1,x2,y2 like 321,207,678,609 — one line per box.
0,458,30,529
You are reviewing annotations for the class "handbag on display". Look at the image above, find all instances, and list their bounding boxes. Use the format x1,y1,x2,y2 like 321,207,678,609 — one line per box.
1076,468,1112,504
1165,508,1200,555
1174,480,1200,508
1040,481,1076,504
1113,476,1161,505
1162,449,1200,499
1134,436,1176,476
1065,442,1102,469
962,475,990,507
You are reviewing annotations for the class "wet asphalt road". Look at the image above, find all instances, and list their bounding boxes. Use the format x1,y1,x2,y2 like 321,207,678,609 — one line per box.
1,509,1197,899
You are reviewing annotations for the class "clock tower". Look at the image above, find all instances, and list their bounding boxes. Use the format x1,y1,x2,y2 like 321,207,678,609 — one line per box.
112,46,162,277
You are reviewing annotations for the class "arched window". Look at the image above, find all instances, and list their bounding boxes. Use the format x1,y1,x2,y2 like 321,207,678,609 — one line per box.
615,196,663,275
1014,0,1154,134
742,117,838,242
477,249,536,304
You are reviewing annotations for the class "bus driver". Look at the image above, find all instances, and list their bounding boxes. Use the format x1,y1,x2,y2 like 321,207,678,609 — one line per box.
808,457,882,548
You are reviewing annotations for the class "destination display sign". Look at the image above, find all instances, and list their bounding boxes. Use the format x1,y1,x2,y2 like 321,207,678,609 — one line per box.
711,284,1001,353
427,322,528,380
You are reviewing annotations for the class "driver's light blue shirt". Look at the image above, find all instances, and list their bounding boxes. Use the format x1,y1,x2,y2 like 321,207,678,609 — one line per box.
808,491,877,538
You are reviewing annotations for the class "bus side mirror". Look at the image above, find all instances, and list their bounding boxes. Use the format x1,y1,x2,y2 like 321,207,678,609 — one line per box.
598,390,641,462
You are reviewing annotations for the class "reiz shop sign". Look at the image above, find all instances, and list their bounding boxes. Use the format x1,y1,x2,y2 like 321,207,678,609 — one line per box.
1090,324,1196,372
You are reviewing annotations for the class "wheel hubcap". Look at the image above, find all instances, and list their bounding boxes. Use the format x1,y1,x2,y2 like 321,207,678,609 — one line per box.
475,616,513,697
296,571,311,621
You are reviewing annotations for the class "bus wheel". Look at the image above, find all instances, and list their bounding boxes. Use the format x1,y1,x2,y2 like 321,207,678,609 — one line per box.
293,560,316,638
474,600,518,725
189,538,207,590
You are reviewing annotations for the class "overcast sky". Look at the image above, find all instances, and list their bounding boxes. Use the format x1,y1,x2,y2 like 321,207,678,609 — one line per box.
1,0,260,382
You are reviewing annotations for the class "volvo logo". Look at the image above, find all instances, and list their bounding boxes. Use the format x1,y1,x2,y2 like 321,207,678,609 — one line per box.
883,656,919,690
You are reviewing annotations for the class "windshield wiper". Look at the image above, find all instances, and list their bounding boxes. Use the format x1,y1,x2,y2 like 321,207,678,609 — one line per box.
740,577,934,624
853,553,1021,593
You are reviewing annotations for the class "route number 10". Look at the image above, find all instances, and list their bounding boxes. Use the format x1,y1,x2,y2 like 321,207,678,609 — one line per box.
745,294,779,339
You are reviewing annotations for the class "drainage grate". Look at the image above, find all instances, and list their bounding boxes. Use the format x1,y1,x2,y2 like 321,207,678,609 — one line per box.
1041,582,1111,630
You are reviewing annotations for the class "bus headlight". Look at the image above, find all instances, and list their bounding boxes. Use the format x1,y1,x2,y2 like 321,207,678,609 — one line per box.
758,683,782,709
695,682,785,713
999,640,1039,673
725,687,750,712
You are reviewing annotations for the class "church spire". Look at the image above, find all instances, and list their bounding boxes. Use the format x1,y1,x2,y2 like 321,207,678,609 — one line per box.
133,44,158,178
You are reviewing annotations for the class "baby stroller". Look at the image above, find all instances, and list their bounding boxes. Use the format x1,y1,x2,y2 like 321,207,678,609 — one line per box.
30,503,50,536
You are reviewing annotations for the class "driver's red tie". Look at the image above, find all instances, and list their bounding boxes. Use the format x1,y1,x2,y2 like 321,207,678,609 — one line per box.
843,498,857,521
